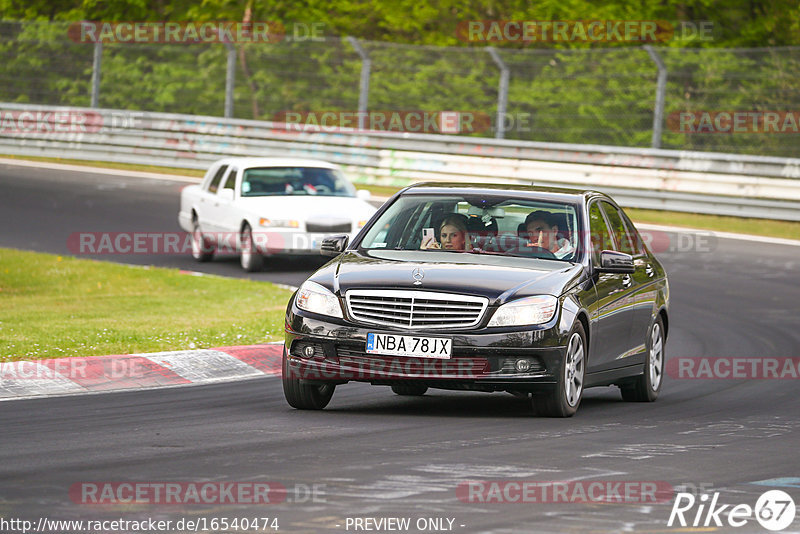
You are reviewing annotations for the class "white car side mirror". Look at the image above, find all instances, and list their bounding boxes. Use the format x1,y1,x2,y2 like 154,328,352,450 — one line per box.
356,189,371,200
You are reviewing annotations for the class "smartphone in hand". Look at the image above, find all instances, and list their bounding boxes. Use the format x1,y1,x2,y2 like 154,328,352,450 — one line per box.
422,227,435,248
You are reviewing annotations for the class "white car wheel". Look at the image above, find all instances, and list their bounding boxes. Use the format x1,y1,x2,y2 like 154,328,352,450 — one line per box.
191,220,214,262
240,224,264,272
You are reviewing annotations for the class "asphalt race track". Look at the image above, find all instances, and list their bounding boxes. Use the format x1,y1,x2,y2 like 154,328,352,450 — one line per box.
1,162,799,533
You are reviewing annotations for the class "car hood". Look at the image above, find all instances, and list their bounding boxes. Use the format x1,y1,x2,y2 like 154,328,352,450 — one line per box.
238,195,376,220
310,249,586,305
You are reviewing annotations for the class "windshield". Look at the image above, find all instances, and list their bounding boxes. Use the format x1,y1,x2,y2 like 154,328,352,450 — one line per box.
358,194,582,262
240,167,356,197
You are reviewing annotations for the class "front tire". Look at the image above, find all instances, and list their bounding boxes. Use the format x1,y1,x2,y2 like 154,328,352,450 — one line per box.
620,316,664,402
282,349,335,410
240,223,264,272
391,384,428,396
533,321,586,417
191,219,215,262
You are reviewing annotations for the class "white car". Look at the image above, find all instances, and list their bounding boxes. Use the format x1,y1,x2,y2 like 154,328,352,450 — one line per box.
178,158,377,271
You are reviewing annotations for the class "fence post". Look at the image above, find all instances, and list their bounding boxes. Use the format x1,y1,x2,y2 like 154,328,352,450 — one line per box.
486,47,510,139
347,36,371,131
224,42,236,118
644,45,667,149
90,41,102,108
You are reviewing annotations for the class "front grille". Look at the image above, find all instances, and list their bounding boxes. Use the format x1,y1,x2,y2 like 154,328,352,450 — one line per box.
345,290,488,329
307,222,351,233
336,347,490,377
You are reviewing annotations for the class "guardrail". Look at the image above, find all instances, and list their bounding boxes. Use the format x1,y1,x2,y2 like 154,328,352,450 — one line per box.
2,102,800,220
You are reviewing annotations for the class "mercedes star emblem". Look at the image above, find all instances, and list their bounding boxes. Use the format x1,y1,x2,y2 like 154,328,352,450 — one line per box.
412,266,424,285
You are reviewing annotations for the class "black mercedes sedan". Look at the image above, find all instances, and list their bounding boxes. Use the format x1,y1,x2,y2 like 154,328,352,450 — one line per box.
282,183,669,417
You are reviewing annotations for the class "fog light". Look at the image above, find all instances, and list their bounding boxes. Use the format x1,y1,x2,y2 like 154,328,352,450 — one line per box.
303,345,316,358
515,359,531,372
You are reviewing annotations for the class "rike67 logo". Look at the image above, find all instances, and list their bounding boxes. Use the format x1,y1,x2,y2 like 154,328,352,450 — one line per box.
668,490,796,531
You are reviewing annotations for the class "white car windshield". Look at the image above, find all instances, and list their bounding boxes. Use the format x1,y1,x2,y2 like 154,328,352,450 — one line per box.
358,194,582,262
241,167,356,197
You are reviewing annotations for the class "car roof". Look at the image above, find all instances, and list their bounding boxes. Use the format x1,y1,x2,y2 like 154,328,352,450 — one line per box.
211,157,340,169
401,182,606,203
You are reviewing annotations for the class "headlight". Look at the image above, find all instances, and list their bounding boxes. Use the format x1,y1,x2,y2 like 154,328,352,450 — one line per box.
487,295,558,327
260,217,299,228
295,281,343,318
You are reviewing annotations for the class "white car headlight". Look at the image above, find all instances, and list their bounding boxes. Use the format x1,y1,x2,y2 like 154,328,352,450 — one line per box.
295,281,343,318
260,217,299,228
487,295,558,327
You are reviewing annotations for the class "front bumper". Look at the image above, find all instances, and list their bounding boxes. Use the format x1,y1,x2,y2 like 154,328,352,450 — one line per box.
285,308,568,393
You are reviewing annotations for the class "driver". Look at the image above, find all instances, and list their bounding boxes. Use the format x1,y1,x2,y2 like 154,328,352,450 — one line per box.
524,211,574,259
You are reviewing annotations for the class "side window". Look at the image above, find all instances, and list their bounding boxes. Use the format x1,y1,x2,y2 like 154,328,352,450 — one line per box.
588,202,614,265
600,201,634,255
221,167,237,192
619,209,647,255
206,164,228,193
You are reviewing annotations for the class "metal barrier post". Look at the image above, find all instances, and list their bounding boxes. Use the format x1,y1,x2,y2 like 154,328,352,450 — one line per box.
90,41,102,108
487,47,510,140
644,45,667,149
224,42,236,119
347,37,371,131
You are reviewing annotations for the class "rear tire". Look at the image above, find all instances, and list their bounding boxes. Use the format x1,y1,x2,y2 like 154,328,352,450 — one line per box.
620,316,664,402
240,223,264,272
191,219,214,262
533,321,586,417
391,384,428,396
282,349,335,410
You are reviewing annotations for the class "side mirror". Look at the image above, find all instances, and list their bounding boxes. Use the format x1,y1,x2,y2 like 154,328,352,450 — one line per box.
218,189,234,202
596,250,635,274
320,234,349,257
356,189,371,200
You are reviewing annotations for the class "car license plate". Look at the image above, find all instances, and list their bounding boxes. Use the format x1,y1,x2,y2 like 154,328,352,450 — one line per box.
366,333,452,359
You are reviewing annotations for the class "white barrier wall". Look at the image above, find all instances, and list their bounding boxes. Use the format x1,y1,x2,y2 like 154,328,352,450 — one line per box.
2,103,799,220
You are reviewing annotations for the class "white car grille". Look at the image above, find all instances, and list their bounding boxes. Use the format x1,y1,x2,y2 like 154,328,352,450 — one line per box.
345,290,488,329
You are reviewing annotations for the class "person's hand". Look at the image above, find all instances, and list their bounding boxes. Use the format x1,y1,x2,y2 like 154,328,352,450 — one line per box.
536,230,543,248
421,236,440,249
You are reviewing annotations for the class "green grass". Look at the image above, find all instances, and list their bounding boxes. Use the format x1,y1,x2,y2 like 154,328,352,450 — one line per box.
3,155,799,240
0,248,293,362
625,208,800,240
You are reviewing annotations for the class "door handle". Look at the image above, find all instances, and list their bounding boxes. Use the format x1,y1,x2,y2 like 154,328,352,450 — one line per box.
645,264,654,277
622,274,632,288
